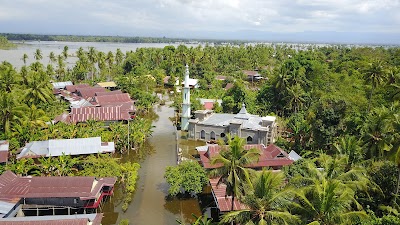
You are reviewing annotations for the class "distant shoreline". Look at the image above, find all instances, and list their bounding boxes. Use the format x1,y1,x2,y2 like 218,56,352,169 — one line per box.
1,33,398,47
1,33,244,45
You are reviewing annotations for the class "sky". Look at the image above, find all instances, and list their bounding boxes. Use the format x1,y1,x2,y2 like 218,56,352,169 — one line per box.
0,0,400,44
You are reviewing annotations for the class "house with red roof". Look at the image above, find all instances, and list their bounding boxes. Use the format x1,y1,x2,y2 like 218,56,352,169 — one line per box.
197,143,293,170
0,171,116,218
196,143,293,215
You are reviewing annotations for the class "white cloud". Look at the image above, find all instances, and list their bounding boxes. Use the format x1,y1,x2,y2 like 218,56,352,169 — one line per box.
0,0,399,41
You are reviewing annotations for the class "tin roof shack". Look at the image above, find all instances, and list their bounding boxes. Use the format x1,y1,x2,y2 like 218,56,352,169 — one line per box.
51,81,73,96
242,70,263,82
52,81,73,90
69,106,132,123
0,213,103,225
17,137,114,159
197,144,293,170
0,171,116,216
0,141,9,164
96,81,117,90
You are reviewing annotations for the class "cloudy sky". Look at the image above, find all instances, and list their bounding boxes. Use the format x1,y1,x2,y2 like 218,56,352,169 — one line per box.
1,0,399,44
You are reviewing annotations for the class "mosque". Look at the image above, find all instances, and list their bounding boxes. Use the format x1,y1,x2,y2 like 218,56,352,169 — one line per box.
180,66,278,146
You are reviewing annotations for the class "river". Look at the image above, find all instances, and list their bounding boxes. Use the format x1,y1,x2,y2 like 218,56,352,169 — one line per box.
0,41,200,68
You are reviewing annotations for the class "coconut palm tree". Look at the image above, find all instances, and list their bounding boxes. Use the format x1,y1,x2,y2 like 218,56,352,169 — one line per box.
210,135,261,211
56,54,66,80
334,135,363,171
48,51,56,64
88,47,97,80
24,71,54,105
115,48,124,65
362,106,393,158
364,60,387,111
285,84,306,114
34,48,43,61
221,170,300,225
0,91,28,133
0,61,18,93
20,65,29,86
62,45,69,59
290,154,370,225
21,53,28,65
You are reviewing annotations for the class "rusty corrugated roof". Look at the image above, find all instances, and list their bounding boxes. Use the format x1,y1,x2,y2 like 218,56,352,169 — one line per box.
199,144,293,169
209,178,248,212
65,84,90,93
70,106,131,123
95,90,123,96
76,87,107,99
0,171,116,200
95,93,132,105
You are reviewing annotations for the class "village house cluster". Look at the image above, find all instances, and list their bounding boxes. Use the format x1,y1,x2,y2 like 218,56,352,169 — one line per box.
178,66,300,217
0,80,137,224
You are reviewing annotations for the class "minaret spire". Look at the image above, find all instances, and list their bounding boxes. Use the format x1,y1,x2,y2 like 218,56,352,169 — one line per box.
181,64,191,130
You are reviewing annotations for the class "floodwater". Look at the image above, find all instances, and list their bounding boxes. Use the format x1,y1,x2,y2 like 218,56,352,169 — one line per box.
0,41,199,68
0,41,208,225
101,102,204,225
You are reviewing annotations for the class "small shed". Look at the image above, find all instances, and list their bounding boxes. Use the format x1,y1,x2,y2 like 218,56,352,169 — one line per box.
0,141,9,164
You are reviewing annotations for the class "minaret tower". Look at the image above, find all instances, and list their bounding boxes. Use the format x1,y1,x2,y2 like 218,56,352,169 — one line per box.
181,64,191,131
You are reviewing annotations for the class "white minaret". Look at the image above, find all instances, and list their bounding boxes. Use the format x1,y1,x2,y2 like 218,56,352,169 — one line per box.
181,64,191,131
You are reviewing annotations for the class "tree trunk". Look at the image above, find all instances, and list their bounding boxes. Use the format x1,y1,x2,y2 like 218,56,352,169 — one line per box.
396,166,400,201
368,87,374,112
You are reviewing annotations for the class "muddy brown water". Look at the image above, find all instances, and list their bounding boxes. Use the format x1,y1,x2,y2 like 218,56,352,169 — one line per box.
101,102,205,225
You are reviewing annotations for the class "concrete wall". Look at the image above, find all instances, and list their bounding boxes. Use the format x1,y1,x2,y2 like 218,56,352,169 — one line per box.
188,122,273,145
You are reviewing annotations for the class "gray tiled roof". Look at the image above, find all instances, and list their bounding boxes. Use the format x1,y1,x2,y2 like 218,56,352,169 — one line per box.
197,113,266,130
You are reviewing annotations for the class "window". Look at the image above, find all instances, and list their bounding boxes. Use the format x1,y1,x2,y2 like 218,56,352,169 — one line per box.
247,136,253,143
200,130,206,139
210,131,216,140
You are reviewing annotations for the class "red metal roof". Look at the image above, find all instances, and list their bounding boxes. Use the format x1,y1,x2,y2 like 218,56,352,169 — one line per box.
209,178,248,212
65,84,90,93
94,93,132,105
224,83,234,90
242,70,258,76
199,144,293,169
76,87,107,99
95,90,123,96
69,106,131,123
0,171,116,200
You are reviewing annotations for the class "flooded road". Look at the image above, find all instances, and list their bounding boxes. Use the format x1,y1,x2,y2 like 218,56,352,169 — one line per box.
104,102,202,225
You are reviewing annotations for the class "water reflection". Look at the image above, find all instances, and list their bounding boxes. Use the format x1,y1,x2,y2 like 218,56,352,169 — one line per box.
101,103,204,225
164,196,202,223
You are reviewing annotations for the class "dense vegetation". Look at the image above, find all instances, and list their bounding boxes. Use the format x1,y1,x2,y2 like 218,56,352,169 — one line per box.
0,35,16,49
1,33,246,45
